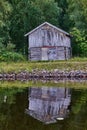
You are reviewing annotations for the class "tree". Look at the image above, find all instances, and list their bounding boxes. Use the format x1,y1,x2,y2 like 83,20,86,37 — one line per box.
71,28,87,56
67,0,87,31
0,0,12,46
34,0,61,26
55,0,72,31
9,0,45,53
8,0,61,53
1,0,87,57
67,0,87,56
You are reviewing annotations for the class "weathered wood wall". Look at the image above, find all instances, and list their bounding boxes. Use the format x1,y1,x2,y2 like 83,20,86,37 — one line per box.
28,24,71,48
29,46,71,61
28,24,71,61
29,47,42,61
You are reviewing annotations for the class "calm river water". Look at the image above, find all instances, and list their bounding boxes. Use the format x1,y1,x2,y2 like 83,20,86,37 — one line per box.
0,82,87,130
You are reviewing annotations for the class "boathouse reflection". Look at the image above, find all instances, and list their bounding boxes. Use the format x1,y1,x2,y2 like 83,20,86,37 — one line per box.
26,87,71,124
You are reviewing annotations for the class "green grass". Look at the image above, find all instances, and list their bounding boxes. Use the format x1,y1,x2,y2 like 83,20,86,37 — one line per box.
0,80,87,89
69,57,87,61
0,58,87,73
0,57,87,89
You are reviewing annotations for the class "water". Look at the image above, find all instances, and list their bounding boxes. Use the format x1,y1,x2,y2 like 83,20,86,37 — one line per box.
0,84,87,130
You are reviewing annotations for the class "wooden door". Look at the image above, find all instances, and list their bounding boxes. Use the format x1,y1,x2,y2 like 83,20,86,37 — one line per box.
42,48,48,60
48,48,57,60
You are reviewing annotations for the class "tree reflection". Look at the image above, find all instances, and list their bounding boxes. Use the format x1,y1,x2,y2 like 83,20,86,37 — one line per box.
0,87,26,130
0,86,87,129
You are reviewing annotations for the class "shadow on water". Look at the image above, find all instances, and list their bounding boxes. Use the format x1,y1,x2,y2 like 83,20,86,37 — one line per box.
0,82,87,130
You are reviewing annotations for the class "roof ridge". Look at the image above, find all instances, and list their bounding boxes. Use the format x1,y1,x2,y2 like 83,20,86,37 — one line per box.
24,22,70,37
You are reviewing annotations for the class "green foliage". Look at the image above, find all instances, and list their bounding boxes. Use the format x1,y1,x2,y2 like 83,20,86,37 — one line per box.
67,0,87,31
9,0,45,53
6,42,15,51
0,42,25,62
0,0,87,57
55,0,72,31
0,51,25,62
34,0,61,26
71,28,87,56
9,0,61,53
0,0,12,45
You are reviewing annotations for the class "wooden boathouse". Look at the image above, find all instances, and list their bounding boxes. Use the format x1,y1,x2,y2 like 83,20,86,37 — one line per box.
24,22,71,61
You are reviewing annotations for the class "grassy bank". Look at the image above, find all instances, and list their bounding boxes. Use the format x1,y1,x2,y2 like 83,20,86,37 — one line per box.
0,57,87,73
0,80,87,89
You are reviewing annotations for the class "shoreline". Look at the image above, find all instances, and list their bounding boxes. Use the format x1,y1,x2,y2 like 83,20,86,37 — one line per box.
0,70,87,81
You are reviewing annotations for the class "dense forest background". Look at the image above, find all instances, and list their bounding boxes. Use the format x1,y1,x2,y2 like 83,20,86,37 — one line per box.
0,0,87,61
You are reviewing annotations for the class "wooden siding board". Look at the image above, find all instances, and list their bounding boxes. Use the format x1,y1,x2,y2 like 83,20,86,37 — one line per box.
29,27,71,48
57,47,65,60
48,48,57,60
28,46,71,61
29,47,41,61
